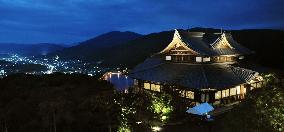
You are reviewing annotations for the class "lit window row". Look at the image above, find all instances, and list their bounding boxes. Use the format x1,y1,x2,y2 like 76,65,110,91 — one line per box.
215,85,246,99
144,82,161,92
178,90,194,99
165,55,210,63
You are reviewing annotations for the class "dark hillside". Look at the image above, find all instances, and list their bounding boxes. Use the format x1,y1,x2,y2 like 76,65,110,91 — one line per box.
231,29,284,69
0,73,118,132
49,28,284,69
99,31,174,67
51,31,142,59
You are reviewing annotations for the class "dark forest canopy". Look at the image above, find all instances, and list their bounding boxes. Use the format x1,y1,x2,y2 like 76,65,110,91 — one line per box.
0,73,283,132
0,73,118,132
0,73,175,132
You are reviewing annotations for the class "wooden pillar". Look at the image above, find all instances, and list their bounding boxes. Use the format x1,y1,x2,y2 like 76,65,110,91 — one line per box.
229,88,232,101
237,86,239,100
220,90,223,104
209,91,215,103
194,91,201,103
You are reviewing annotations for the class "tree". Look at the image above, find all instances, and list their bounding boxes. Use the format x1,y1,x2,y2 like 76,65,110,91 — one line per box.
216,79,284,132
115,91,173,132
255,85,284,131
0,73,117,132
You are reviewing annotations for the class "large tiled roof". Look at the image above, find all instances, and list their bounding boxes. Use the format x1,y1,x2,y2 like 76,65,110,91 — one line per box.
176,30,251,56
223,33,252,54
129,58,258,90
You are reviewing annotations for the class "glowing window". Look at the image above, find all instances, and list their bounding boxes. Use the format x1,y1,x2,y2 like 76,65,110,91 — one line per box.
186,91,194,99
165,56,171,61
237,86,241,94
196,57,202,62
230,87,237,96
151,84,155,89
151,84,160,92
179,90,185,97
222,90,226,97
203,57,210,62
144,83,150,90
156,84,160,88
215,91,221,99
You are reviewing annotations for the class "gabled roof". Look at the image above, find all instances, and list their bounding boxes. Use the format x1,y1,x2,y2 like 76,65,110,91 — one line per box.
129,58,258,90
160,29,252,56
160,30,199,55
210,33,234,49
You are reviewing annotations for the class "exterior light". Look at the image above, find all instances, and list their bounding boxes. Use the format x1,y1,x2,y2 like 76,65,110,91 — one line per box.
136,121,142,124
152,126,162,131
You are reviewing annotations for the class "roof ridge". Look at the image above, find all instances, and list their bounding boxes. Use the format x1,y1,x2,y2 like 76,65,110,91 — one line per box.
210,37,221,48
231,66,256,73
230,66,258,82
210,33,234,49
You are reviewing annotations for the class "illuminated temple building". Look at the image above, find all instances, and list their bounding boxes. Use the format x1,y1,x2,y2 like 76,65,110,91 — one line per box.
129,29,263,105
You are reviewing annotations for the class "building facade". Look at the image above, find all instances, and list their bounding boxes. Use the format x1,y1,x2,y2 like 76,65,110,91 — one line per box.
129,29,263,106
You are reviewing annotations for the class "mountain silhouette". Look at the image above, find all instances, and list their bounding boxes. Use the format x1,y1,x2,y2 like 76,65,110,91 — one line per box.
49,28,284,69
0,43,65,56
50,31,142,59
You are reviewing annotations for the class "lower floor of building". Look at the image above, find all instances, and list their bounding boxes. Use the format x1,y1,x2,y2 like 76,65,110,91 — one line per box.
133,79,264,106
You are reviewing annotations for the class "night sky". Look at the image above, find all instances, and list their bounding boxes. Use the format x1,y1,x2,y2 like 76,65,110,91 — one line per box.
0,0,284,44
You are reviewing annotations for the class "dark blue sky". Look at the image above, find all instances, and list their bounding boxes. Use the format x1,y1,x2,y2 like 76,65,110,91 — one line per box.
0,0,284,44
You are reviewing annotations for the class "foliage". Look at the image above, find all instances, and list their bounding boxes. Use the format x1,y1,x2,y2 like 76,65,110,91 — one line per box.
255,86,284,131
215,82,284,132
117,115,132,132
262,73,276,84
115,91,174,131
0,73,119,132
117,104,136,132
150,93,173,124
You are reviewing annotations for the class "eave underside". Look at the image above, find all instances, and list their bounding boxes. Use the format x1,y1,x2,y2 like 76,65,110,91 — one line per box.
129,63,258,90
